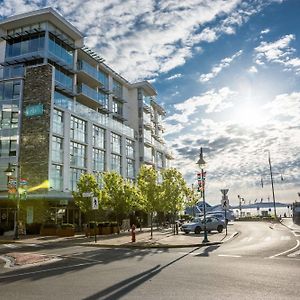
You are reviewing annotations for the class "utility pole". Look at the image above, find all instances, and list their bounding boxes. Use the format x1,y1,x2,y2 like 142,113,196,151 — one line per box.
268,151,277,219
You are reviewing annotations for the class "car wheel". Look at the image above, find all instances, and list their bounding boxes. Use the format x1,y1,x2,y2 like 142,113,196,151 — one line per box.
184,231,189,234
217,225,223,233
195,227,201,234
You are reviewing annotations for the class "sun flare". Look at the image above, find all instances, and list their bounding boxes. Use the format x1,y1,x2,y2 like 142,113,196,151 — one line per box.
233,102,266,127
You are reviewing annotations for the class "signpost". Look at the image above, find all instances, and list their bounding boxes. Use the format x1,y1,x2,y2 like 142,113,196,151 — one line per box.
220,189,229,235
91,196,99,243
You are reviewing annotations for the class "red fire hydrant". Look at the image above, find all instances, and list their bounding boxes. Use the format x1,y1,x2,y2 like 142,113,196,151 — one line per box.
131,224,136,242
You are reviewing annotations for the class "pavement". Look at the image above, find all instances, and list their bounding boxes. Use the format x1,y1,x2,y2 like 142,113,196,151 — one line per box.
2,219,298,268
0,223,238,268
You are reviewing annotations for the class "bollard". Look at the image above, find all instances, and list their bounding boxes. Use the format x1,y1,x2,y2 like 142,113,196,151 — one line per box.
131,224,136,242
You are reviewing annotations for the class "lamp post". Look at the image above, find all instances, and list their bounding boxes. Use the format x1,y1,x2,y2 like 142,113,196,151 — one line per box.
4,163,20,240
196,147,209,243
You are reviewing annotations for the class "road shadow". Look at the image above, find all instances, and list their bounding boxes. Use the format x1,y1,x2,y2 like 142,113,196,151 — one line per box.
83,247,199,300
195,245,220,257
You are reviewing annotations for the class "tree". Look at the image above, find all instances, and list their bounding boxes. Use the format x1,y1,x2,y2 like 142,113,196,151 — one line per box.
72,173,101,225
137,165,161,238
102,172,140,232
160,168,189,234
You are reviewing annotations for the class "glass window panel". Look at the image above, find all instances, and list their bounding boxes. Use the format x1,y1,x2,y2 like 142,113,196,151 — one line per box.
111,132,121,154
111,154,121,174
93,125,105,149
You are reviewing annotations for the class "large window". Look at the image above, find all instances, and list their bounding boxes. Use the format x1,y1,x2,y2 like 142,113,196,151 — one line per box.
70,116,86,143
98,69,109,89
126,139,134,158
70,141,86,168
48,33,73,66
52,136,63,163
127,158,135,178
0,138,17,157
93,125,105,149
0,80,21,101
111,132,121,154
52,109,63,135
98,90,109,108
0,109,18,129
6,33,45,58
112,100,123,115
93,148,105,172
113,79,122,98
144,146,153,162
70,168,84,191
157,151,163,168
111,154,121,174
50,164,63,191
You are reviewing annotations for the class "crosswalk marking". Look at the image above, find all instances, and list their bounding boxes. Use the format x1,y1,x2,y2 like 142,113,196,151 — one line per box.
280,236,291,241
4,244,18,249
4,243,42,249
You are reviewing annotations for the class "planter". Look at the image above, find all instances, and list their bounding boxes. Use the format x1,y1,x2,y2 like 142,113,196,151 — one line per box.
57,228,75,237
40,227,57,236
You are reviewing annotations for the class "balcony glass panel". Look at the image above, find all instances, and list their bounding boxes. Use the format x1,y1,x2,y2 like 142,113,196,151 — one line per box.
55,69,73,90
98,70,109,89
78,60,98,79
54,91,74,110
78,83,98,102
48,34,73,67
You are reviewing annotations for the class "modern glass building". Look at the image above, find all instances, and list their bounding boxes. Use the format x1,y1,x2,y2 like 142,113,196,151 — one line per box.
0,8,172,228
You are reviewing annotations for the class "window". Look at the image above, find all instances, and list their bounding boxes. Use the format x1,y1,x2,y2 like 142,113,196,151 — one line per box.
70,141,86,168
70,168,85,191
70,116,86,143
93,125,105,149
144,146,153,162
127,158,135,178
52,136,63,163
0,80,21,101
52,109,63,135
113,79,122,98
51,164,63,191
157,152,163,168
98,69,109,89
0,138,17,157
112,100,123,115
98,90,109,108
111,154,121,174
111,132,121,154
93,148,105,172
126,139,134,158
0,109,18,129
55,67,73,90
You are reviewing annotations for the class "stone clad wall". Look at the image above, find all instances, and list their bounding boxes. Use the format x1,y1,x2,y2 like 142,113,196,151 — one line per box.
20,64,53,190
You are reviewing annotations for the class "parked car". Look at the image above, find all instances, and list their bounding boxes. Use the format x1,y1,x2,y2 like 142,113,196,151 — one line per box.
181,216,225,234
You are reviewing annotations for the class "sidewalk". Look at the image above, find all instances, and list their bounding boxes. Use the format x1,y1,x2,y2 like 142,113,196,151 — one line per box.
0,223,238,249
280,217,300,232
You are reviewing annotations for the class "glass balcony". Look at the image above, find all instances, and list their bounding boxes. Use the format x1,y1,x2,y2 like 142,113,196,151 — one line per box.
55,69,73,91
78,60,98,79
0,66,24,80
78,83,98,102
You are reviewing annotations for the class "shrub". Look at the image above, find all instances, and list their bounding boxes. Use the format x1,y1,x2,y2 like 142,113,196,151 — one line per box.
60,223,75,229
26,223,42,234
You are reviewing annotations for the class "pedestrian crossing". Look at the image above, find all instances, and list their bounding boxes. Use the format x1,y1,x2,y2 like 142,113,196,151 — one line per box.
3,243,42,249
240,235,292,242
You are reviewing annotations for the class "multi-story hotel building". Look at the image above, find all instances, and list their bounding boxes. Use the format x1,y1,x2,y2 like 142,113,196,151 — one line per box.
0,8,172,227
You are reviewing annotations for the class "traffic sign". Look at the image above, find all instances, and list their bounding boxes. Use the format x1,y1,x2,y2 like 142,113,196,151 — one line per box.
220,189,229,197
92,197,99,210
221,199,229,210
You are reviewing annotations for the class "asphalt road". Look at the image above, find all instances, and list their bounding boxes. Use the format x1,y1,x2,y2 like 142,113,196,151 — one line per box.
0,221,299,300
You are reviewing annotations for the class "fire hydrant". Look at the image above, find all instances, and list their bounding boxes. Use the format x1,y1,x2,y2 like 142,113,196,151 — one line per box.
131,224,136,242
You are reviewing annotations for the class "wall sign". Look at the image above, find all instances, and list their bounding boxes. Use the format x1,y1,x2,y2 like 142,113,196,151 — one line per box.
24,104,44,117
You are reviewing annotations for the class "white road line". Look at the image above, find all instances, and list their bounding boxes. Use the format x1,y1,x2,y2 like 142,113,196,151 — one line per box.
269,240,300,258
241,237,253,242
287,250,300,258
4,244,18,248
264,237,272,242
218,254,241,258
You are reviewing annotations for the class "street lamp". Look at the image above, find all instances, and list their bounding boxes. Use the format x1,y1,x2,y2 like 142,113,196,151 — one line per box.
4,163,20,240
196,147,209,243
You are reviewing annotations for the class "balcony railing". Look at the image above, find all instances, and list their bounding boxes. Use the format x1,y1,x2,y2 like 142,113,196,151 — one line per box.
77,60,98,79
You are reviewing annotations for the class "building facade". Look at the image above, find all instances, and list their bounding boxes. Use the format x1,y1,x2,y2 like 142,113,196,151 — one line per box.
0,8,172,228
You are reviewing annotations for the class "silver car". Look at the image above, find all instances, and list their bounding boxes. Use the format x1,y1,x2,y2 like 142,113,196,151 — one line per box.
181,216,225,234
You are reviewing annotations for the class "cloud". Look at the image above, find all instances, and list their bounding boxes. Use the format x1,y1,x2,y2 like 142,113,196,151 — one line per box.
248,66,258,73
260,28,270,35
0,0,284,82
164,87,237,127
254,34,300,74
166,73,183,81
199,50,243,82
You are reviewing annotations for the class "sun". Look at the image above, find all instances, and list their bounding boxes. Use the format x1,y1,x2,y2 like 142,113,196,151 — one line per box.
233,102,266,128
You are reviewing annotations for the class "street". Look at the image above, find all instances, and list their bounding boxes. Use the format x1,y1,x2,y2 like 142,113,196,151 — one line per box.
0,221,299,300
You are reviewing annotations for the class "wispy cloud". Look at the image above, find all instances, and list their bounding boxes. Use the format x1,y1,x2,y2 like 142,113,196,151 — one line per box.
248,66,258,73
166,73,182,81
260,28,270,35
199,50,243,82
254,34,300,74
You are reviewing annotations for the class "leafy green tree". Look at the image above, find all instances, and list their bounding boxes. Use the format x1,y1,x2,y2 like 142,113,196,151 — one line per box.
73,173,101,225
186,186,199,217
102,172,141,232
160,168,189,234
137,165,161,238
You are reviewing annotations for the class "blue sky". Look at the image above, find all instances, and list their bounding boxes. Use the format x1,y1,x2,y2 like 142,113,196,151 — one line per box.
1,0,300,205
